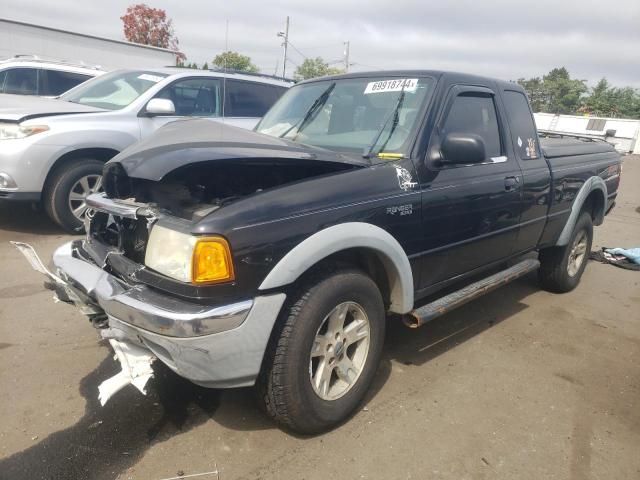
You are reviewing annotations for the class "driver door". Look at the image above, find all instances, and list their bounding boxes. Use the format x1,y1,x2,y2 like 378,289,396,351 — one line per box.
417,84,523,290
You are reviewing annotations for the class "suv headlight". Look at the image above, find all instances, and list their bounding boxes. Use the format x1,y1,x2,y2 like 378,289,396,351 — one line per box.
144,225,235,284
0,123,49,140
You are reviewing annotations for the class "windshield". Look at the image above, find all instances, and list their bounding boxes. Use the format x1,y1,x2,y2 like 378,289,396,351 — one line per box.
61,70,168,110
256,76,434,156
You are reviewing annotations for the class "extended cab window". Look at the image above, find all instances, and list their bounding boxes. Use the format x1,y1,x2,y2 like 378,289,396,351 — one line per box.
3,68,38,95
157,78,221,116
442,93,502,159
42,70,92,96
503,90,540,159
226,81,286,117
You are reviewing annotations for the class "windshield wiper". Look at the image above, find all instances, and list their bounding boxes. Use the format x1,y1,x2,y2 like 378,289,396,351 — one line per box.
363,89,406,159
279,82,336,140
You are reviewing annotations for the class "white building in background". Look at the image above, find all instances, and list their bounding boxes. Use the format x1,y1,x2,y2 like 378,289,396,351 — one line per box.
534,112,640,155
0,18,179,71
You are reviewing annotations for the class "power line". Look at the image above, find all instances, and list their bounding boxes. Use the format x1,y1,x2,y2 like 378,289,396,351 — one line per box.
284,40,308,60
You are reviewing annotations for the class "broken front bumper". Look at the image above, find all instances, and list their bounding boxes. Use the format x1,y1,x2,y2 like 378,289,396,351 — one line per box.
15,241,286,389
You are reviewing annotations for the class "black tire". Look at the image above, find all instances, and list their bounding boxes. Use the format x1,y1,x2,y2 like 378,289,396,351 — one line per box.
257,269,385,434
539,211,593,293
44,159,104,234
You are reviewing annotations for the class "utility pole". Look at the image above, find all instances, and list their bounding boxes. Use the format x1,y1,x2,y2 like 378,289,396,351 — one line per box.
277,16,290,79
343,41,350,72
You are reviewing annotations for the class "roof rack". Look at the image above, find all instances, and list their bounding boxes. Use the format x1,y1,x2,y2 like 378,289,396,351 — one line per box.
164,65,295,83
0,54,103,70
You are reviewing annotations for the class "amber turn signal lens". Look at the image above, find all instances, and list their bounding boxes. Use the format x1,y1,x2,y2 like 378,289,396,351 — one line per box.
192,237,235,284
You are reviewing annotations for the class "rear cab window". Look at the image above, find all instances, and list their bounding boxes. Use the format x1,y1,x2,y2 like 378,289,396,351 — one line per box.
502,90,540,159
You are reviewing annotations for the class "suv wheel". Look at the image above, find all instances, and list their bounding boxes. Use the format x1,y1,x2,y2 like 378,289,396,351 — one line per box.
45,159,103,233
257,269,385,434
539,211,593,293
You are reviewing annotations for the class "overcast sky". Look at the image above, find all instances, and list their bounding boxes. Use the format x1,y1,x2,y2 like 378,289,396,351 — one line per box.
4,0,640,86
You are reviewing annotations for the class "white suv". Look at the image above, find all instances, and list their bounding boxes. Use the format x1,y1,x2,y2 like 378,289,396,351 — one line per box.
0,55,104,97
0,67,291,232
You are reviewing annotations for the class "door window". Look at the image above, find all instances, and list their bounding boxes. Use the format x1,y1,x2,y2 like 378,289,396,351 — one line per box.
3,68,38,95
42,69,92,96
156,78,221,116
225,80,286,117
441,93,502,159
502,90,540,159
0,70,6,92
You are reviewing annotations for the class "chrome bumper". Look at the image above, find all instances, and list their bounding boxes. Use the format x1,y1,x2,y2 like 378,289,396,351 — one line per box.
52,242,252,337
13,241,287,388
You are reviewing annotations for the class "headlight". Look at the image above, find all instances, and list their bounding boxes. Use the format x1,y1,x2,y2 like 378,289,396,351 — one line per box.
0,123,49,140
144,225,235,284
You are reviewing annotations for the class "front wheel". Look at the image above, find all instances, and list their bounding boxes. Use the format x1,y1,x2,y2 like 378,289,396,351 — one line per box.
257,269,385,434
44,159,104,233
539,211,593,293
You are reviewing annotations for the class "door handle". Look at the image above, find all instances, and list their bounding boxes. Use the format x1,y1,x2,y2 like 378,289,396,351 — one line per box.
504,176,520,191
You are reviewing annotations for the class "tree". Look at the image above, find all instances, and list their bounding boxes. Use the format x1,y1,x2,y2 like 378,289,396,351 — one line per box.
212,51,258,73
518,67,640,119
202,62,209,70
580,78,640,118
121,4,185,62
517,67,587,114
294,57,343,80
542,67,587,114
517,77,546,112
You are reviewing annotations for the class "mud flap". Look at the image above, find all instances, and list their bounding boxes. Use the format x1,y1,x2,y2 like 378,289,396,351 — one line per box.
98,339,156,406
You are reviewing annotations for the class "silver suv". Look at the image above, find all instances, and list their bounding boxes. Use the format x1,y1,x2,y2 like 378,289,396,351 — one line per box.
0,55,104,96
0,68,291,231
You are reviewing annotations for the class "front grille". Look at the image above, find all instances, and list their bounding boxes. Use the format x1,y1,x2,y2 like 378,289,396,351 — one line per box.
89,211,149,264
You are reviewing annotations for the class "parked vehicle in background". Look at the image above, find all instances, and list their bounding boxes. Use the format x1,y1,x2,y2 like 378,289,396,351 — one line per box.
0,55,104,96
15,70,622,434
0,67,291,232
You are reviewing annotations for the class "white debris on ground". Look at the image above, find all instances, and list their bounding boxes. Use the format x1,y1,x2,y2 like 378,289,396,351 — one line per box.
98,339,156,406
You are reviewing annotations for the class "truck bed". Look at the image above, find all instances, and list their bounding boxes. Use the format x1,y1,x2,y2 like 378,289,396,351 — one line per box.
540,137,616,159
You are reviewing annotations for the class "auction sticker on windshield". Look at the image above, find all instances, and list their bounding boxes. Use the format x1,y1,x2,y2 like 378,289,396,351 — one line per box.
364,79,418,94
138,74,164,83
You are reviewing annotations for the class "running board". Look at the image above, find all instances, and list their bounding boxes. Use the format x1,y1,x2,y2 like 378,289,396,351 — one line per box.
403,259,540,328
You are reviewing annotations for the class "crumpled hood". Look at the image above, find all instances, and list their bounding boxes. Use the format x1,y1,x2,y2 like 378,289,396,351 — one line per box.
0,93,106,122
107,118,369,181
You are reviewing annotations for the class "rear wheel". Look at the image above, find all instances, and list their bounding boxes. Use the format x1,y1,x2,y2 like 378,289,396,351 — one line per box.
257,269,385,434
44,159,104,233
539,212,593,293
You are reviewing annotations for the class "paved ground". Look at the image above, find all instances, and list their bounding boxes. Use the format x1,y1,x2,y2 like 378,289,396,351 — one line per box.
0,156,639,480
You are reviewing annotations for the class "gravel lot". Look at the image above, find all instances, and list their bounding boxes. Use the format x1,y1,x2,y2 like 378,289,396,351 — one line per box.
1,156,638,480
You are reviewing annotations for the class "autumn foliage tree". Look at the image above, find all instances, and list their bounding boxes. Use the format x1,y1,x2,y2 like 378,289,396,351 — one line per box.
121,4,185,62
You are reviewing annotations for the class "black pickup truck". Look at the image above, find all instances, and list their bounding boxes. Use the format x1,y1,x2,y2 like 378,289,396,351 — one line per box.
16,70,621,434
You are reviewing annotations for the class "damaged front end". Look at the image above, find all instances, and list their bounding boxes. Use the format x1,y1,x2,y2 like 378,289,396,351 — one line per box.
11,188,285,404
12,241,156,404
12,120,363,405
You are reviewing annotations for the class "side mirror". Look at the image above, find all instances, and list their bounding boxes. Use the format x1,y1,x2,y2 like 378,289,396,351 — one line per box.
605,129,616,138
145,98,176,116
440,132,486,164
